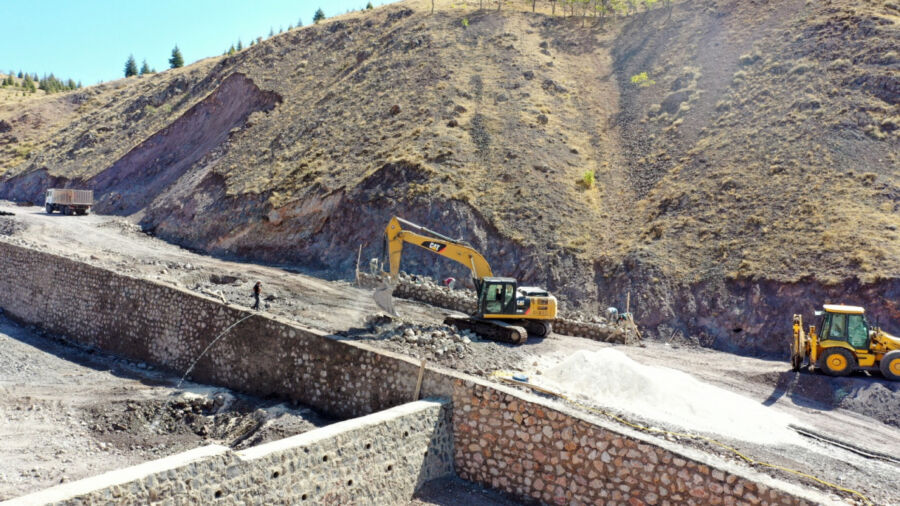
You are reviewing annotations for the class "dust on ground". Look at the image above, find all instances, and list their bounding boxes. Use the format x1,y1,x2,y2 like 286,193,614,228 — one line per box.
0,315,331,500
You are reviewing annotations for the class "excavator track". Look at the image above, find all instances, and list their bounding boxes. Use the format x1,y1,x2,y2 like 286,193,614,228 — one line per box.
445,316,527,345
521,319,552,338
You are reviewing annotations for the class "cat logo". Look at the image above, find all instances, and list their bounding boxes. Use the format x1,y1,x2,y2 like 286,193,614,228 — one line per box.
422,241,446,253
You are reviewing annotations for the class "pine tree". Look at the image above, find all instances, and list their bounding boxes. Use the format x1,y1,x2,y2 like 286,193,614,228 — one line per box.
269,27,274,37
22,74,35,93
169,45,184,68
313,8,325,23
228,45,236,55
297,17,303,26
140,59,151,75
366,2,373,9
236,39,243,50
66,78,76,90
17,70,23,78
124,54,138,77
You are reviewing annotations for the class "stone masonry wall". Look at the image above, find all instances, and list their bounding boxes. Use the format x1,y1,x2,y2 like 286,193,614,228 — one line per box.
0,241,427,420
0,241,833,505
9,400,452,505
450,380,820,506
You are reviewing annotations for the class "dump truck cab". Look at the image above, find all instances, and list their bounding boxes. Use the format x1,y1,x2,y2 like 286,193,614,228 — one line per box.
792,304,900,380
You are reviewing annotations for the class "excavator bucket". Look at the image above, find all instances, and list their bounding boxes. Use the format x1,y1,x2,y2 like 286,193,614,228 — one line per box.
373,279,399,316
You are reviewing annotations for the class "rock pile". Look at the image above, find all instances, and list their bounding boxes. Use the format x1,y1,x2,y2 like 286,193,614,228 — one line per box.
392,273,478,314
358,272,637,345
368,317,478,359
0,216,24,236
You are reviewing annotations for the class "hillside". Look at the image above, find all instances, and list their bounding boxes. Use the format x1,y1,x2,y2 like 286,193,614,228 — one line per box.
0,0,897,354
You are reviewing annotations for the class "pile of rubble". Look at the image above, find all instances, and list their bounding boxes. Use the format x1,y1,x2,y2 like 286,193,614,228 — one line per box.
0,216,24,236
358,272,637,345
368,318,478,359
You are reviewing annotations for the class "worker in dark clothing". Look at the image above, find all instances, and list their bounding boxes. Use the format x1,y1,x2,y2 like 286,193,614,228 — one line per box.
252,281,262,310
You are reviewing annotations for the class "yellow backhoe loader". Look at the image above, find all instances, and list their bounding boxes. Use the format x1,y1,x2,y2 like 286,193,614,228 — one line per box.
791,304,900,380
374,216,557,344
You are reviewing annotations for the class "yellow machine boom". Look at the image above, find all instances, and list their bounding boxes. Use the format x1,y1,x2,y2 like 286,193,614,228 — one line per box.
377,216,558,344
385,216,492,280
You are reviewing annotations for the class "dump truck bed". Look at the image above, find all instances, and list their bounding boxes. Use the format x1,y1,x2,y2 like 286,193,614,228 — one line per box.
46,189,93,205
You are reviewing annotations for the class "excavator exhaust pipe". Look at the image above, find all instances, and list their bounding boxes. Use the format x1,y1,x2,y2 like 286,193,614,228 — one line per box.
373,278,399,316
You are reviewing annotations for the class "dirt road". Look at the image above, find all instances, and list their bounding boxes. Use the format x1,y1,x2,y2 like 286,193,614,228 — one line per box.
0,203,448,333
1,202,898,504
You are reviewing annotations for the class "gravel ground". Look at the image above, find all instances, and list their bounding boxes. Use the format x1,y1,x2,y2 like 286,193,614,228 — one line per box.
1,202,898,504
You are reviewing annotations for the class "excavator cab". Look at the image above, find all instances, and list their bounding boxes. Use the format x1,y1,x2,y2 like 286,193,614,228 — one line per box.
479,278,518,316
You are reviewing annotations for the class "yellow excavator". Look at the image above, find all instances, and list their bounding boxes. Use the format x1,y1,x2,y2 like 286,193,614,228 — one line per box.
374,216,557,344
791,304,900,380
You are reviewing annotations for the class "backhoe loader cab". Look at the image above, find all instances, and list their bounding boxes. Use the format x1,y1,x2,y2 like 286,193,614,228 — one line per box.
791,304,900,380
817,305,870,350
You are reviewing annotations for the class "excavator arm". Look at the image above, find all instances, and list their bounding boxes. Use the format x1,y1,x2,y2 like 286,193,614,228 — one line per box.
384,216,492,281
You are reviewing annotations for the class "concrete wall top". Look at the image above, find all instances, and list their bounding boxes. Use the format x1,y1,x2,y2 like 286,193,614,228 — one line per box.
3,445,230,506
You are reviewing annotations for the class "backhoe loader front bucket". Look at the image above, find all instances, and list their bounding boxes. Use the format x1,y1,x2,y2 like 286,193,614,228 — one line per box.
373,278,399,316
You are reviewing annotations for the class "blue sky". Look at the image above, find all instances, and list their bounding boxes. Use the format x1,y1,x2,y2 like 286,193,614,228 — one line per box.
1,0,396,85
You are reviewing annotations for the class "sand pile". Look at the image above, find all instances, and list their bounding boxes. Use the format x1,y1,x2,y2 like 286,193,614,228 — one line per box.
541,349,799,445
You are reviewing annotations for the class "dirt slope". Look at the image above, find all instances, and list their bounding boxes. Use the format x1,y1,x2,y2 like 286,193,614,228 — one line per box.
0,0,897,354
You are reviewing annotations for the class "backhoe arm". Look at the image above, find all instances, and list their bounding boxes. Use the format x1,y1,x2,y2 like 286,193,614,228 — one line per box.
385,216,493,280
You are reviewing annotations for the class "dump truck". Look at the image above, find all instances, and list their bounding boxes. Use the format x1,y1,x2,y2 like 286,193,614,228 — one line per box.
374,216,557,344
791,304,900,380
45,189,93,215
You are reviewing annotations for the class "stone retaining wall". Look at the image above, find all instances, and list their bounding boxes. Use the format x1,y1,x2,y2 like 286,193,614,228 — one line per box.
357,272,634,344
0,241,427,420
450,380,820,506
7,400,453,505
0,241,834,505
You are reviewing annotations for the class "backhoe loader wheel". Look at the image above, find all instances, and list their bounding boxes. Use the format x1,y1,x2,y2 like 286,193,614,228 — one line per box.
818,348,855,377
880,351,900,382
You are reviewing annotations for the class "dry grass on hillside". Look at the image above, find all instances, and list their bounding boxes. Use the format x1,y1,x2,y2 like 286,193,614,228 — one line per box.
619,0,900,283
0,0,896,288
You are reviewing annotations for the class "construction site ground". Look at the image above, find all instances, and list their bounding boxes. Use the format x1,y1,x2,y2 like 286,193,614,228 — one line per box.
1,202,898,505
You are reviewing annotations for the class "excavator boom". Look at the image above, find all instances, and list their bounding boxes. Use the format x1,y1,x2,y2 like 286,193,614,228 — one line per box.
385,216,492,281
373,216,557,345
